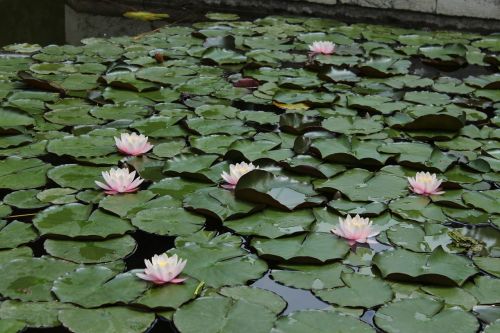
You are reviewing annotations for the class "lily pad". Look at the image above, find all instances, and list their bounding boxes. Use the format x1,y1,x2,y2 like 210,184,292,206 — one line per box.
169,232,267,288
131,207,204,236
0,157,51,190
272,309,375,333
52,266,148,308
0,257,77,301
251,232,350,264
44,235,136,263
235,170,324,211
373,247,478,286
224,209,315,238
314,273,393,308
271,263,350,290
375,298,479,333
34,204,134,238
174,296,276,333
135,278,201,310
59,307,155,333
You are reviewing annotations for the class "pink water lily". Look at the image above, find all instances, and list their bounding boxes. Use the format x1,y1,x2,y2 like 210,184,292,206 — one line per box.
408,172,444,196
308,41,336,55
221,162,258,189
331,214,379,245
95,168,143,195
114,133,153,156
136,253,187,285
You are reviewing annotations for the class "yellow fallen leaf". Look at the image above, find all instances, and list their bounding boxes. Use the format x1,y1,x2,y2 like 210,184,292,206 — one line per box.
123,11,169,21
273,101,310,111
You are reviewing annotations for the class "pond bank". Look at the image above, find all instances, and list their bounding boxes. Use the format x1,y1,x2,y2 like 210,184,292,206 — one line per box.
68,0,500,32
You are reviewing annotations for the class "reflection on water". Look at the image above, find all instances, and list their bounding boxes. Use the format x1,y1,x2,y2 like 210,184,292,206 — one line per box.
64,4,155,45
0,0,66,46
0,0,165,47
252,272,330,315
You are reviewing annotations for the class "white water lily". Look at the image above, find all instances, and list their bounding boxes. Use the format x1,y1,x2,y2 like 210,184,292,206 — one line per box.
136,253,187,285
408,171,444,196
221,162,258,189
95,168,143,195
308,41,336,55
331,214,379,245
114,132,153,156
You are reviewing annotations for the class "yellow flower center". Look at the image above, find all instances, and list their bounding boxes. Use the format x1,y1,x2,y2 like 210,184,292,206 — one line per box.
351,220,366,228
420,175,433,183
158,260,169,267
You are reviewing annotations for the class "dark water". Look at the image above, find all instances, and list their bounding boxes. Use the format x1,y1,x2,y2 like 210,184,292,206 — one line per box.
0,0,66,47
1,2,497,333
0,0,167,47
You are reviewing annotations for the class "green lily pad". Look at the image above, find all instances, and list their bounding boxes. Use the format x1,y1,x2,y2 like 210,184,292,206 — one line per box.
0,300,74,328
135,278,201,310
218,286,286,314
184,187,260,221
52,266,148,308
463,190,500,214
0,221,38,249
251,232,350,264
169,232,267,288
235,170,324,211
2,189,47,209
464,275,500,305
47,135,115,157
48,164,110,189
0,247,33,266
174,296,276,333
0,157,51,190
272,309,375,333
34,204,134,238
314,273,393,308
0,257,77,301
224,209,315,238
271,263,350,290
375,298,479,333
0,109,33,127
98,190,158,217
59,307,155,333
44,235,136,263
131,207,204,236
373,247,478,286
315,168,408,202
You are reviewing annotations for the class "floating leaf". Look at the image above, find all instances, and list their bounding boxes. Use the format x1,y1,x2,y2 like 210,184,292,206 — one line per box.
123,11,169,21
59,307,155,333
174,296,276,333
169,232,267,288
373,247,478,286
251,232,350,264
0,257,77,301
44,235,136,263
375,298,479,333
52,266,148,308
273,309,375,333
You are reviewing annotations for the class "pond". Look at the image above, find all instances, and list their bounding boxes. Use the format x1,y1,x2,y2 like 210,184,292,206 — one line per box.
0,1,499,333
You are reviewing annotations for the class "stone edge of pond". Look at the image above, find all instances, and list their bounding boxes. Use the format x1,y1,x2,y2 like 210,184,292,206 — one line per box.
67,0,500,33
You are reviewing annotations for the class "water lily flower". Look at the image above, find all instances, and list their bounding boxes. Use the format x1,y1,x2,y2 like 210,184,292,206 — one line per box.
136,253,187,285
331,214,379,245
407,172,444,196
95,168,143,195
308,41,336,55
221,162,258,189
114,133,153,156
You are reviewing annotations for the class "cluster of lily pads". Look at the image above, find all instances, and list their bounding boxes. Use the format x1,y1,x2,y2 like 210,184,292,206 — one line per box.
0,11,499,333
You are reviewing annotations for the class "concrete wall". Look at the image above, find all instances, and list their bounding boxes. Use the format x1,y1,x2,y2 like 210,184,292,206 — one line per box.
67,0,500,32
303,0,500,20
